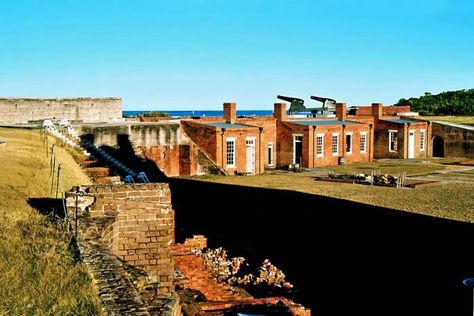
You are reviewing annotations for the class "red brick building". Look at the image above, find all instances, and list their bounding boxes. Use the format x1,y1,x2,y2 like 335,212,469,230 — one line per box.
182,103,276,175
369,103,430,159
181,101,430,175
274,102,373,168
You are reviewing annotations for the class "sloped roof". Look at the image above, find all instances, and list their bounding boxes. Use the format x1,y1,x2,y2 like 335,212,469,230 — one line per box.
381,118,426,125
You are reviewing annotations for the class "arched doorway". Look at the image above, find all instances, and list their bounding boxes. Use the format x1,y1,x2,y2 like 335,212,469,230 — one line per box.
432,136,445,157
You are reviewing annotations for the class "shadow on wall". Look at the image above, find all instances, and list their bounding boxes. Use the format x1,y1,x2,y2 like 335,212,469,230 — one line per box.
80,133,167,182
168,178,474,316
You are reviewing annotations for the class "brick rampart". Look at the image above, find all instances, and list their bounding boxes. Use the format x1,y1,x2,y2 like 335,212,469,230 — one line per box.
67,184,175,296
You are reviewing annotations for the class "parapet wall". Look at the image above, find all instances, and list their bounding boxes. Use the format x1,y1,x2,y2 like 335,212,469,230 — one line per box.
0,97,122,124
432,121,474,158
86,184,175,292
77,122,223,176
66,183,177,314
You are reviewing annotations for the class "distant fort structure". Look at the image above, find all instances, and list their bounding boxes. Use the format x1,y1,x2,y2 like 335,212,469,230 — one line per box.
0,97,123,124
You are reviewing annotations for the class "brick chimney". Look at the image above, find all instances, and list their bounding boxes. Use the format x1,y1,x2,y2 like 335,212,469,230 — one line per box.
223,102,237,124
273,103,286,121
372,103,383,119
335,103,347,121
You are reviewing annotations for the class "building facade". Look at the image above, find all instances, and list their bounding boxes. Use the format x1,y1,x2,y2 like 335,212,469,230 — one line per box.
182,101,429,175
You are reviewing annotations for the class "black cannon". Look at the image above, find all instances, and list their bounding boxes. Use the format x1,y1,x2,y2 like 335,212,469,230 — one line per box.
310,95,337,116
277,95,305,114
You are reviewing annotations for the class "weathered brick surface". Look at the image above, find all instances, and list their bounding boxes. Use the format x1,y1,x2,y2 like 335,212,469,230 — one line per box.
65,184,181,315
353,104,411,116
67,184,175,300
139,144,207,177
182,115,276,175
0,97,122,124
173,237,311,315
277,118,372,168
172,237,253,302
373,117,429,159
85,184,175,295
432,121,474,158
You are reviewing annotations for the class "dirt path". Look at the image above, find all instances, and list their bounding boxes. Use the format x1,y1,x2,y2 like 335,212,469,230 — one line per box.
407,165,474,184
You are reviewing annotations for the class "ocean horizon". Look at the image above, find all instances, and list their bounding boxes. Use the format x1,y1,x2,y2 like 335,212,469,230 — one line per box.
123,110,273,117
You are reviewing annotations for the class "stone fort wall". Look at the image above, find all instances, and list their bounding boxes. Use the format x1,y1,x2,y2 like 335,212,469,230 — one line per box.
0,97,123,124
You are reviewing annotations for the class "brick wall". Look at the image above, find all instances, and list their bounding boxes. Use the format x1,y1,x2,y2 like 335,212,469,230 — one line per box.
276,121,306,167
219,128,261,174
182,120,219,162
140,143,219,177
311,125,372,166
432,121,474,158
0,97,122,124
354,105,411,116
277,121,372,168
77,122,182,149
238,116,277,169
77,183,175,296
374,121,429,159
139,145,181,176
183,118,275,175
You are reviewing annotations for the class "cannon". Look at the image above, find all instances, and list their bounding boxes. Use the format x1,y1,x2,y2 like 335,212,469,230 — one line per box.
277,95,305,114
277,94,338,116
310,95,337,116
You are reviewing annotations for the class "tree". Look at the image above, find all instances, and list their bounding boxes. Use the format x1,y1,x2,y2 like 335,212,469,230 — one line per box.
396,89,474,115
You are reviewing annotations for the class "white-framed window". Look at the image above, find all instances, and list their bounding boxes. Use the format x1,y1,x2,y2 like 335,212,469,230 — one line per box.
332,133,339,156
226,137,236,167
360,132,367,153
420,129,426,151
346,132,353,154
389,130,398,152
267,142,274,166
316,133,324,157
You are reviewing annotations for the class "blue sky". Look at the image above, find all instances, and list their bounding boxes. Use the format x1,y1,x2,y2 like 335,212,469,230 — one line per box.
0,0,473,110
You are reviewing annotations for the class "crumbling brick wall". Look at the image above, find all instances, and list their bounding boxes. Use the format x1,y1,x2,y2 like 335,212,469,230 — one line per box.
172,236,253,302
76,183,175,296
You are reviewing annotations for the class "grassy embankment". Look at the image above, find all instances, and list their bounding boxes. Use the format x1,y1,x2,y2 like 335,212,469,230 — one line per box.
0,128,101,315
420,115,474,126
194,159,474,223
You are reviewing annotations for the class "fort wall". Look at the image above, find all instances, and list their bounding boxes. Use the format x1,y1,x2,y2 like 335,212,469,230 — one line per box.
0,97,122,124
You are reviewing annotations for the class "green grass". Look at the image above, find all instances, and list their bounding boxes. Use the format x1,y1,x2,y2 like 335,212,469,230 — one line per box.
0,128,101,315
191,161,474,223
420,115,474,126
324,159,449,176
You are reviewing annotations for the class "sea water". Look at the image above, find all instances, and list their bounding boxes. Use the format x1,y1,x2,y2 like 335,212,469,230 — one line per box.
123,110,273,117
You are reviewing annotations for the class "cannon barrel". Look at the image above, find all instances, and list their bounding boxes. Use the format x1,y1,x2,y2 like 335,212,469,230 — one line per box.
310,95,336,104
277,95,304,104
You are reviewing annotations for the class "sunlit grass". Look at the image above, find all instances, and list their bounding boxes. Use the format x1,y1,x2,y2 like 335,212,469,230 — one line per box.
193,160,474,223
420,115,474,126
324,159,448,175
0,128,100,315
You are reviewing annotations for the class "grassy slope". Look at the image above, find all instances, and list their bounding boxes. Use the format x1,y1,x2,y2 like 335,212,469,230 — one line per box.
0,128,101,315
420,115,474,126
195,160,474,223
